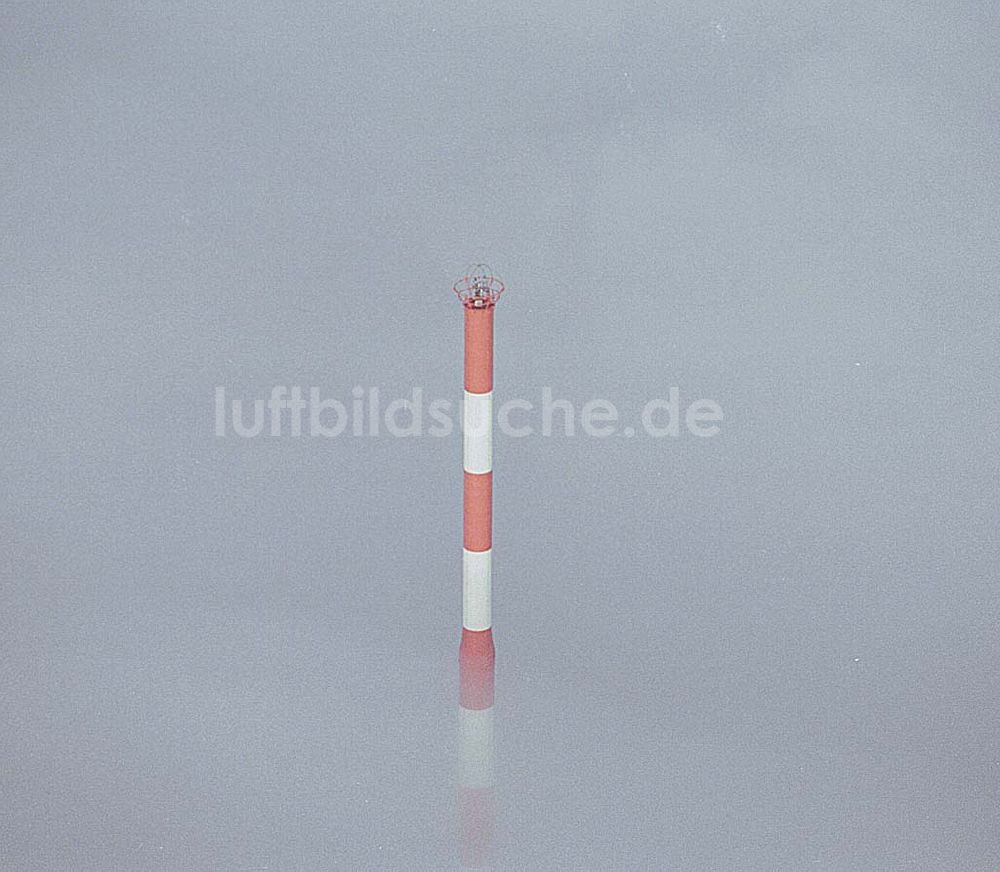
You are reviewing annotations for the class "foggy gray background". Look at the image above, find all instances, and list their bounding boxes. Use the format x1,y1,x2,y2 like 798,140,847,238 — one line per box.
2,1,998,869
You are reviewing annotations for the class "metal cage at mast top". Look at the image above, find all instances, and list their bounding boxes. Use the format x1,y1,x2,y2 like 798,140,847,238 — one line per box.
453,264,504,309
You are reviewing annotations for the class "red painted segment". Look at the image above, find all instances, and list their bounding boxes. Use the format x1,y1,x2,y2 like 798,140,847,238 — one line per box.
459,627,495,710
463,471,492,551
464,307,493,393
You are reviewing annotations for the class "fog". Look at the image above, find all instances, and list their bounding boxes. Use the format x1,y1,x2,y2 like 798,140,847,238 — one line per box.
2,2,998,868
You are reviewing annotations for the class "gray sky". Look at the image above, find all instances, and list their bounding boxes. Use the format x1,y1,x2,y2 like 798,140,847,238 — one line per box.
2,2,999,869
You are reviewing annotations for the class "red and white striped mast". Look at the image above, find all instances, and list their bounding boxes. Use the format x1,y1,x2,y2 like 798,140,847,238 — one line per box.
454,265,504,655
454,264,501,870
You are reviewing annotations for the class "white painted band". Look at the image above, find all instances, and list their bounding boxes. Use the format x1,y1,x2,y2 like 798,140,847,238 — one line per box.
463,390,493,474
462,548,492,631
459,706,495,788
